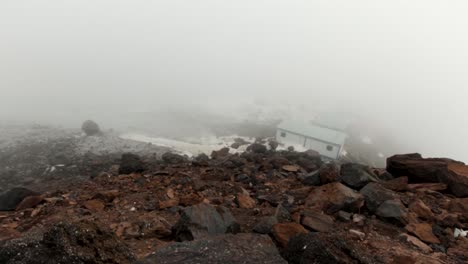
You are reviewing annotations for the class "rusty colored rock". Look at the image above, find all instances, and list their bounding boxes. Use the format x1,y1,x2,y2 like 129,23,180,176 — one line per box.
405,223,440,244
409,199,434,221
15,195,43,211
306,182,364,214
236,193,256,209
83,199,105,212
301,210,334,232
272,222,308,247
282,165,300,172
159,199,179,209
381,177,408,192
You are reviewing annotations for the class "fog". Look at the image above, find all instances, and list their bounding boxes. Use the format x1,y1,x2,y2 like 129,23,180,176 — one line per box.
1,1,468,162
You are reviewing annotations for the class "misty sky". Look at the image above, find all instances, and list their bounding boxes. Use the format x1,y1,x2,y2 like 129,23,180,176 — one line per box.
1,1,468,161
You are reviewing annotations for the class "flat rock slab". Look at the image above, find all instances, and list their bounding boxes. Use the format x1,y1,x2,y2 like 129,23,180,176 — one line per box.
137,233,287,264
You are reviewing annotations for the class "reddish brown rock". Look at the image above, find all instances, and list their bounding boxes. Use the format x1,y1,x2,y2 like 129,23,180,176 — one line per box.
405,223,440,244
381,177,408,192
448,198,468,218
399,233,433,253
447,237,468,262
93,189,119,203
282,165,300,172
236,193,256,209
409,199,434,221
272,223,308,247
407,183,447,192
83,199,105,212
301,210,334,232
305,182,364,214
159,199,179,209
15,195,43,211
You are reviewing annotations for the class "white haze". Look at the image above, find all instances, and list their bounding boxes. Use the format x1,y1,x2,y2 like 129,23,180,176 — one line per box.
0,1,467,161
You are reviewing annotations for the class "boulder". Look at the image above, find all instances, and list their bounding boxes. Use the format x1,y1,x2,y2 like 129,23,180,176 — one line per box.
136,233,287,264
81,120,101,136
0,188,39,211
0,221,135,264
387,153,468,197
305,182,364,214
119,153,146,174
162,152,188,165
360,182,399,213
272,223,308,248
192,153,210,166
386,153,448,183
173,203,240,241
340,163,378,189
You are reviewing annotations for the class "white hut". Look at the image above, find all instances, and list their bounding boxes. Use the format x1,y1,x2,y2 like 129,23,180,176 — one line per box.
276,120,347,159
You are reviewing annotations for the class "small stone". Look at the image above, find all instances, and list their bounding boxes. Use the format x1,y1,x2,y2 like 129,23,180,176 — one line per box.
83,199,105,212
236,193,256,209
159,199,179,209
349,229,366,240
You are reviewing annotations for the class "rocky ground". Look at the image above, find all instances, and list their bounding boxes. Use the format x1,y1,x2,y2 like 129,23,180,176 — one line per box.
0,125,467,263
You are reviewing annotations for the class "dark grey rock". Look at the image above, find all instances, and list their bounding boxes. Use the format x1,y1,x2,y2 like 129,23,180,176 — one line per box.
0,187,39,211
119,153,146,174
173,203,240,241
360,182,399,213
136,233,286,264
340,163,378,189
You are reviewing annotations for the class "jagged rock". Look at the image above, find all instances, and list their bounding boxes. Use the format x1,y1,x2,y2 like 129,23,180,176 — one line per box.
136,233,287,264
173,203,240,241
272,223,308,247
409,199,434,221
162,152,188,164
275,204,292,222
81,120,101,136
0,188,39,211
448,198,468,219
445,162,468,197
405,223,440,244
253,216,278,234
284,232,366,264
119,153,146,174
360,182,399,213
376,199,408,224
340,163,378,189
301,209,334,232
0,220,135,264
305,182,364,214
